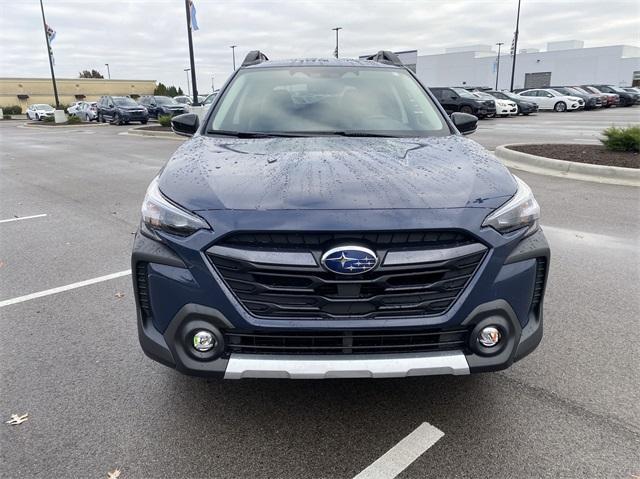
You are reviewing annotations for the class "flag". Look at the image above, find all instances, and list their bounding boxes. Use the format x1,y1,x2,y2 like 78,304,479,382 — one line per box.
46,23,56,43
46,23,56,65
189,1,199,31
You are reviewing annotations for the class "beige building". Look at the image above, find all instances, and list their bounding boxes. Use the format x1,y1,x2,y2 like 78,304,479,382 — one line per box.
0,77,157,112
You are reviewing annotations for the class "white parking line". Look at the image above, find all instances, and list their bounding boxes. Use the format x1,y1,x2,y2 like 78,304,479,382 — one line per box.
0,214,47,224
0,270,132,308
353,422,444,479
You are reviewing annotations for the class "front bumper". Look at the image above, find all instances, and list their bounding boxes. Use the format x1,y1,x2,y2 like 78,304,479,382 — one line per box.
132,221,550,379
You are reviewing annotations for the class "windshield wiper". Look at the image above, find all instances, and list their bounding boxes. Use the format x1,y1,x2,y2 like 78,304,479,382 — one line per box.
289,130,400,138
207,130,302,138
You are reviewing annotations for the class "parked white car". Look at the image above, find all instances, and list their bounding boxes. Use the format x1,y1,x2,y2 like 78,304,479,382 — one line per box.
67,101,88,116
26,104,55,120
77,101,99,121
518,89,584,112
474,91,517,117
201,92,218,112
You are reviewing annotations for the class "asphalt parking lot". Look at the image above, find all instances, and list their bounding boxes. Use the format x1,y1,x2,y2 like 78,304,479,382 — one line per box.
1,108,639,478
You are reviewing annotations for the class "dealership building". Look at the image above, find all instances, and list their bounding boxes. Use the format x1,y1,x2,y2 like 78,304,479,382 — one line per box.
0,77,156,111
369,41,640,90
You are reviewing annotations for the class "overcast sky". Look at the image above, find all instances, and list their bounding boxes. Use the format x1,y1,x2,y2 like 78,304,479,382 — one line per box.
1,0,638,93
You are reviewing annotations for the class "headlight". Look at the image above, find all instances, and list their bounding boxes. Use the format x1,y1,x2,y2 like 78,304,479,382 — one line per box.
482,176,540,234
141,177,210,236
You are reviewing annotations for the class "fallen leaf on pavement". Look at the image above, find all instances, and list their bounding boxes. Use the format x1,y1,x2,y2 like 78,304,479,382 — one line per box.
115,292,125,298
107,469,121,479
6,413,28,425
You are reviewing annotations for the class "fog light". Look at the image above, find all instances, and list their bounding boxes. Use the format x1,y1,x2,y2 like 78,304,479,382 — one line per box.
478,326,501,347
192,330,216,352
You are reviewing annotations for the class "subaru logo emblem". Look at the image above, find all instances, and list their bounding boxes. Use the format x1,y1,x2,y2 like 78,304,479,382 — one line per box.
321,246,378,275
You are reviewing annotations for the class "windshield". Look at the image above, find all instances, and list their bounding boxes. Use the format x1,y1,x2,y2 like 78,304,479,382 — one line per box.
473,91,494,100
451,87,478,99
113,97,139,107
36,104,54,110
155,97,178,105
488,91,508,100
610,86,627,94
207,66,449,137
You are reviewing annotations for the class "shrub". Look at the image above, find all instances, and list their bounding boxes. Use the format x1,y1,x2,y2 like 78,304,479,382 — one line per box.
3,115,12,120
58,103,71,112
3,105,22,114
158,114,173,127
43,116,55,123
601,126,640,152
67,115,81,124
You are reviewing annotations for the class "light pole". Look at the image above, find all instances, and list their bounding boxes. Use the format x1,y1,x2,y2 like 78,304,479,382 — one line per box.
509,0,522,92
39,0,59,108
230,45,237,70
495,43,503,90
184,68,191,96
211,75,215,92
183,0,199,105
105,63,111,79
332,27,342,58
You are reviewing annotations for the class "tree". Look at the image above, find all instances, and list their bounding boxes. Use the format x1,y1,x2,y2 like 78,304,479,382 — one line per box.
79,69,104,79
154,82,184,97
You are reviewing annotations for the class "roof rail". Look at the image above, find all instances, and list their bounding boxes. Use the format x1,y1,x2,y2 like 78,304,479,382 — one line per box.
364,50,404,67
242,50,269,67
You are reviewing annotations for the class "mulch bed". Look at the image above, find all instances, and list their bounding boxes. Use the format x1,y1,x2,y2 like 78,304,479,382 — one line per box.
136,125,172,132
508,144,639,169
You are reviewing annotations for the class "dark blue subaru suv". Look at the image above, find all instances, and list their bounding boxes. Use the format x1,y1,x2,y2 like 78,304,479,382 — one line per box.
132,51,549,379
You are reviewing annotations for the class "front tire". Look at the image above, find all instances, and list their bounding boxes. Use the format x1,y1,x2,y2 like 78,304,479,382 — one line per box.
141,119,148,125
554,101,567,112
460,105,474,115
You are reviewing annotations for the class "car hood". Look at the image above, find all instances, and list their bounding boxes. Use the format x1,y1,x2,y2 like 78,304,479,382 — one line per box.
159,135,517,211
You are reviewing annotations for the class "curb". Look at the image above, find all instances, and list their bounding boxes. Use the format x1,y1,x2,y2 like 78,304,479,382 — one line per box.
22,121,107,129
127,126,184,140
494,143,640,187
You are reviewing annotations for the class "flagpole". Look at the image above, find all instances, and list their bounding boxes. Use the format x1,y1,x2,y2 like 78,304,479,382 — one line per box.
39,0,59,108
509,0,521,92
184,0,199,106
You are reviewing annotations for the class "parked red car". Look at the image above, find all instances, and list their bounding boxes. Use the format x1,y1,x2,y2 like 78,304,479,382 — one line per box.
580,86,619,108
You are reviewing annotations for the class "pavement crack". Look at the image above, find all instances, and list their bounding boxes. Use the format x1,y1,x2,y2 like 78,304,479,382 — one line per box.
497,372,640,440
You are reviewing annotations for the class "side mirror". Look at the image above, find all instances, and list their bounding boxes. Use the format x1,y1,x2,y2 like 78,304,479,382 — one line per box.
171,113,199,137
451,112,477,135
108,104,114,108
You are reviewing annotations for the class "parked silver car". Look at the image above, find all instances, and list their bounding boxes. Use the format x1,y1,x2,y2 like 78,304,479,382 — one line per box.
26,104,55,120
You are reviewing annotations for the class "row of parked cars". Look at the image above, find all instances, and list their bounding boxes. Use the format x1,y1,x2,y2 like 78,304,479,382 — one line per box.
24,83,638,125
25,93,217,124
429,84,640,119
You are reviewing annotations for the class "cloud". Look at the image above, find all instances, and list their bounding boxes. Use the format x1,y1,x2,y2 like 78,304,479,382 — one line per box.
0,0,638,91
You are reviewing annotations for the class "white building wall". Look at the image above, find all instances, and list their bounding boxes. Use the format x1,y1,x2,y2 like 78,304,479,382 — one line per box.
415,45,640,89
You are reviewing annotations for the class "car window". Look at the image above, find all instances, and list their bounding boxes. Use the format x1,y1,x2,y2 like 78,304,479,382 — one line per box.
155,97,178,105
451,88,477,99
113,97,138,107
208,66,450,137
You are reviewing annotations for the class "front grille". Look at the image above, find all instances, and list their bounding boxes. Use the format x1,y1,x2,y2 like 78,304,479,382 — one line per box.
225,328,469,355
208,231,486,320
135,262,152,319
531,258,547,312
218,230,474,250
